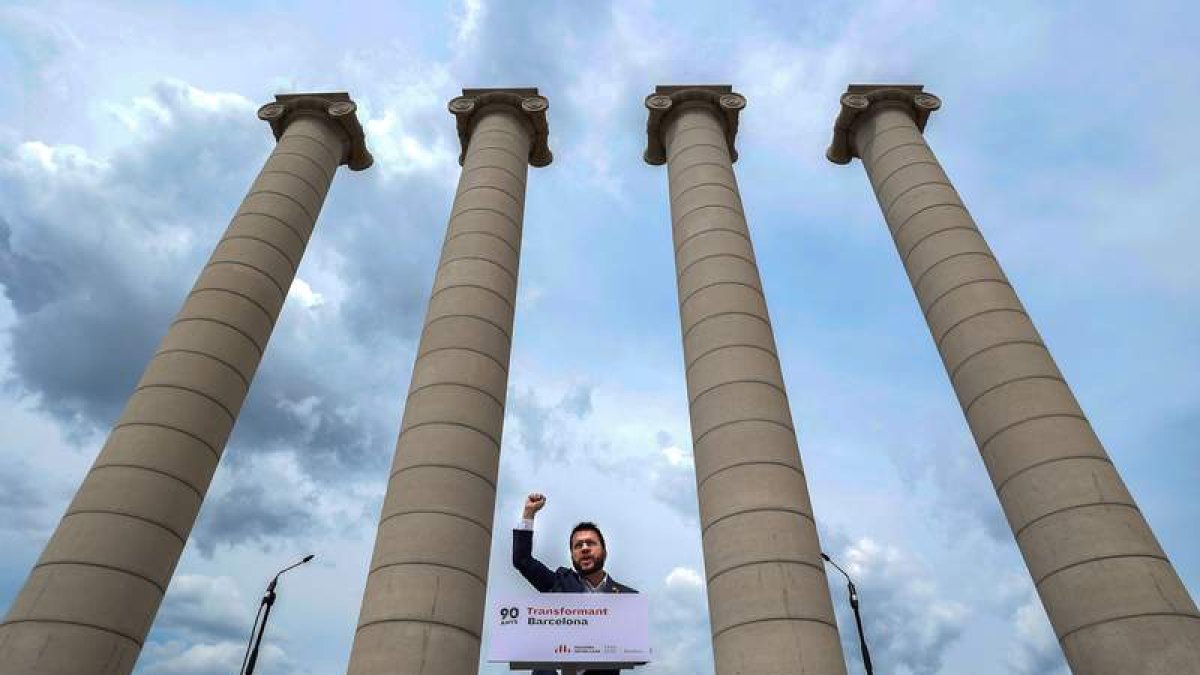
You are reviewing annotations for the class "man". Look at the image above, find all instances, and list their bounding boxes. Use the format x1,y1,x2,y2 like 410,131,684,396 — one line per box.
512,493,636,675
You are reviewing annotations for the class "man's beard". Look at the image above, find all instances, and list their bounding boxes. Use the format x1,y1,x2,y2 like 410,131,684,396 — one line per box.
572,550,606,575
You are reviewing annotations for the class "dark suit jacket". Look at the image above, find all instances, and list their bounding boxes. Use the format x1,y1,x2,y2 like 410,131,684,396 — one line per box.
512,528,638,675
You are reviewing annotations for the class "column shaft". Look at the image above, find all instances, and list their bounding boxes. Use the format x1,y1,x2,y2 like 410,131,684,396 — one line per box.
653,90,847,675
348,90,548,674
844,94,1200,674
0,95,370,675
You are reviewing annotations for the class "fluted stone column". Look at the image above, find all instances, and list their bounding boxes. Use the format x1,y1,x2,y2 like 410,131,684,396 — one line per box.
644,85,847,675
347,88,550,675
828,84,1200,674
0,93,371,674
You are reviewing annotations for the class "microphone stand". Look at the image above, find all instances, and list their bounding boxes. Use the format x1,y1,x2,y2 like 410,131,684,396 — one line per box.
822,553,874,675
240,554,314,675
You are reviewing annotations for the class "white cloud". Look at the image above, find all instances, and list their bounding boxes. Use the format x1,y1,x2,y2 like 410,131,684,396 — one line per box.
451,0,485,48
105,79,254,137
287,277,324,309
362,107,456,179
12,140,107,174
834,537,968,675
649,564,713,674
660,445,691,468
1006,588,1069,675
154,575,248,642
139,639,293,675
141,572,306,674
664,566,703,590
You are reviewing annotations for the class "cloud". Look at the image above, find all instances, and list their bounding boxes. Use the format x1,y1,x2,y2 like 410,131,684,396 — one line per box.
505,383,597,466
502,386,699,525
0,5,84,99
648,566,713,674
154,574,249,642
824,536,967,675
648,434,698,525
1005,586,1068,675
140,573,307,675
883,426,1011,544
191,450,378,557
0,215,66,314
0,79,265,433
664,566,703,591
450,0,485,49
0,76,437,482
0,287,99,540
191,472,317,557
0,455,47,535
138,639,293,675
286,278,324,310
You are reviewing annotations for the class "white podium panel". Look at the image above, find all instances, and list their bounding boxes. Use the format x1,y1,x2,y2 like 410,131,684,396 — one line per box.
487,593,650,669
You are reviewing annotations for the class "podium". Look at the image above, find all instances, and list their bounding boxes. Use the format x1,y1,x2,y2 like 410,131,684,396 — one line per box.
487,594,650,673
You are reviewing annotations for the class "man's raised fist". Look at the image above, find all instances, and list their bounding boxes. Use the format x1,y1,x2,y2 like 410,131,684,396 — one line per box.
523,493,547,518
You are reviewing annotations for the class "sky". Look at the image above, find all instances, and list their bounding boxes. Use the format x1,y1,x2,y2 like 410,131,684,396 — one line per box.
1,1,1198,674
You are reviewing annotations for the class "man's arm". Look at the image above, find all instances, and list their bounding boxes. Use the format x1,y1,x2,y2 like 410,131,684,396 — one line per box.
512,493,557,592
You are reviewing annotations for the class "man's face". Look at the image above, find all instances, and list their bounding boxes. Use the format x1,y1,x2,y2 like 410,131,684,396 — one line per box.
570,530,606,575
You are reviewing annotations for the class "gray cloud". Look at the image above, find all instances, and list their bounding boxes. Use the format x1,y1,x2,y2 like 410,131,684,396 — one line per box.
0,215,64,314
454,2,611,96
192,479,317,558
884,429,1011,544
0,80,264,433
0,78,443,486
0,456,48,535
188,444,384,558
505,383,597,466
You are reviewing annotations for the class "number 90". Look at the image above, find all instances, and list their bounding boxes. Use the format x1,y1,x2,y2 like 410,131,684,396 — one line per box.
500,606,520,620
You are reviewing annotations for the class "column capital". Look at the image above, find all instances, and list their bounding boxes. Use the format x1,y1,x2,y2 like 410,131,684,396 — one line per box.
448,87,552,167
826,84,941,165
257,92,373,171
643,84,746,165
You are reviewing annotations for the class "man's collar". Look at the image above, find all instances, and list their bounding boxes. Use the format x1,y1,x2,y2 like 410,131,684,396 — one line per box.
583,571,609,591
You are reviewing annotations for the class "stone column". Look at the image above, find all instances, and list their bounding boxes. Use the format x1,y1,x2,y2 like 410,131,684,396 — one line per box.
0,93,371,674
347,88,550,675
827,84,1200,674
643,85,847,675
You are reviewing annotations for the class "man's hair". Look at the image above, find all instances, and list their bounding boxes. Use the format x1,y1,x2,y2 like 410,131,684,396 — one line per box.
569,521,606,549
